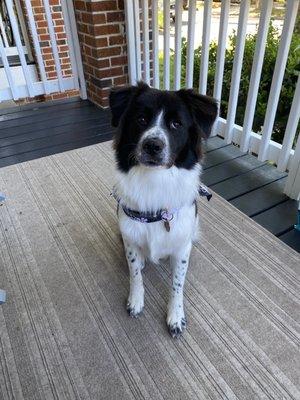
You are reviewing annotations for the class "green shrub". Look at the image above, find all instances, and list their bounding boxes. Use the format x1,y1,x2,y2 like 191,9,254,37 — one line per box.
181,22,300,144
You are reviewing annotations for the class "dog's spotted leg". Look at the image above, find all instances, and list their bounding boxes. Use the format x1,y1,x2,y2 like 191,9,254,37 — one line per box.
124,242,145,318
167,242,192,338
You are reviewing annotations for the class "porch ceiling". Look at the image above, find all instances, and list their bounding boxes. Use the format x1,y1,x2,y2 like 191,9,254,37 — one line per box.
0,141,299,399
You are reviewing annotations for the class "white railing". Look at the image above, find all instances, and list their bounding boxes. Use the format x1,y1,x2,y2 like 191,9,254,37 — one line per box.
0,0,86,101
124,0,300,200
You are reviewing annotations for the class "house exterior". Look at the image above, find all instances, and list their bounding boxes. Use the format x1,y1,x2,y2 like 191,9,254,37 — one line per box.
0,0,131,107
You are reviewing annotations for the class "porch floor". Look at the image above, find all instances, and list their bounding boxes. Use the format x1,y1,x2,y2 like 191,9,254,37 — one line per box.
0,139,299,400
0,98,299,252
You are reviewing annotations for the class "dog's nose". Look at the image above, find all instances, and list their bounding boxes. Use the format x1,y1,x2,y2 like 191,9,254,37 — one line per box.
142,138,165,155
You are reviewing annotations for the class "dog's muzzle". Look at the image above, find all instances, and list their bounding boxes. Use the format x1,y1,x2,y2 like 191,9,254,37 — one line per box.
139,136,167,166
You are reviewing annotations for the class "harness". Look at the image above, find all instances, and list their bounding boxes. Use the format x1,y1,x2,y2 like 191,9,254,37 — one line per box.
112,184,212,232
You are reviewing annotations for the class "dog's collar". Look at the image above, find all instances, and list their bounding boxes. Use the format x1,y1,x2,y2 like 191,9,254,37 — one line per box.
111,184,212,231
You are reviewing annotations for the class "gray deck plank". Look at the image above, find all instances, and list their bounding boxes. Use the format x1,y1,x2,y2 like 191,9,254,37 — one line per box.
0,124,112,159
0,96,80,116
279,229,300,252
0,99,91,122
0,107,108,138
230,178,288,216
204,136,229,152
210,164,287,201
0,103,96,131
203,144,246,169
0,118,110,147
0,131,112,168
253,199,298,236
202,153,266,186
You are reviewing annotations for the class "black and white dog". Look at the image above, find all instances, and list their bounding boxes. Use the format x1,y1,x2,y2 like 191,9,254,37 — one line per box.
109,82,218,338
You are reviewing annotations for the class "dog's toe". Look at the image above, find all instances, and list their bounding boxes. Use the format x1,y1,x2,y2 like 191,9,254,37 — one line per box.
167,317,187,339
126,301,143,318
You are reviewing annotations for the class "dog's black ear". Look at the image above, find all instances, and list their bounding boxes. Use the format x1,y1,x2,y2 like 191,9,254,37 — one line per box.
109,82,149,127
177,89,218,138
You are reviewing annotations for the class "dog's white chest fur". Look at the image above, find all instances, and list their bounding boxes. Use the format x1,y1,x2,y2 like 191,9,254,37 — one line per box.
114,164,201,262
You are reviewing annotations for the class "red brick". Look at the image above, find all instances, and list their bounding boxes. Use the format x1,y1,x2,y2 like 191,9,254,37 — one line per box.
51,12,62,19
96,66,123,78
54,26,64,33
39,34,50,41
106,11,124,22
54,19,64,26
113,75,128,86
31,0,42,6
34,13,45,21
74,1,86,11
87,1,117,12
33,7,44,14
37,21,47,27
93,24,119,35
92,13,106,24
110,55,127,66
109,35,125,45
81,12,93,24
97,46,121,57
52,92,68,99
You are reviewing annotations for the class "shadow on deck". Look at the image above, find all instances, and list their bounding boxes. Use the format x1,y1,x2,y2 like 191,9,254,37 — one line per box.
0,98,299,252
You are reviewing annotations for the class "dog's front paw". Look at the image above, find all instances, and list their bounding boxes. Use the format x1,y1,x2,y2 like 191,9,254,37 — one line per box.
167,317,187,339
126,294,144,318
167,303,186,338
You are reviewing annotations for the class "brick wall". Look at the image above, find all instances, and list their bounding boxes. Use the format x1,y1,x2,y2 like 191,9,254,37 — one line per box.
74,0,128,107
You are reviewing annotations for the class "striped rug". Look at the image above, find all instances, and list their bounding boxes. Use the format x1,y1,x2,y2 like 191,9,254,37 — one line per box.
0,141,299,400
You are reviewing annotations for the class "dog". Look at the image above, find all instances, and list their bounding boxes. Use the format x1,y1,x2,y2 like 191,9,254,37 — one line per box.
109,82,218,338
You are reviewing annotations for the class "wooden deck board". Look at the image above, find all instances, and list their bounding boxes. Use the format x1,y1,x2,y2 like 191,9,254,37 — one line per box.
202,153,266,186
210,164,287,201
229,178,288,217
279,229,300,252
253,199,299,236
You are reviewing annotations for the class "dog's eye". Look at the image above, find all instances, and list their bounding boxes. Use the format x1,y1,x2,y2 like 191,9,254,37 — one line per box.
170,120,181,130
137,116,147,125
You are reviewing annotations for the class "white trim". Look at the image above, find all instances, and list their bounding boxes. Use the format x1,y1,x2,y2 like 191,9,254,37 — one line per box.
285,133,300,200
152,0,159,88
3,46,28,56
163,0,170,89
174,0,183,90
15,0,33,61
213,0,230,102
199,0,212,95
6,0,35,97
24,0,49,94
224,0,250,144
216,117,295,170
240,0,273,153
124,1,137,84
133,0,142,81
61,0,87,98
0,77,77,101
277,74,300,172
0,34,18,100
141,0,150,85
258,0,299,161
186,0,196,89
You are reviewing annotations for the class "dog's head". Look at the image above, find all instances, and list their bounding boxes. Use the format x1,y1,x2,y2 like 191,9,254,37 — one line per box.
109,82,218,172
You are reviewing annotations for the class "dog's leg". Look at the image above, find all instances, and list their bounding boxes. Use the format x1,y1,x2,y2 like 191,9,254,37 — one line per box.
124,241,145,318
167,242,192,338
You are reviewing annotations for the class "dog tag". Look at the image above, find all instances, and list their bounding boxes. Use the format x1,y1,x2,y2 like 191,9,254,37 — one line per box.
164,220,170,232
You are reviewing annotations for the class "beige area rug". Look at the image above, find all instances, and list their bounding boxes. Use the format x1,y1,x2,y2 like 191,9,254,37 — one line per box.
0,141,299,400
